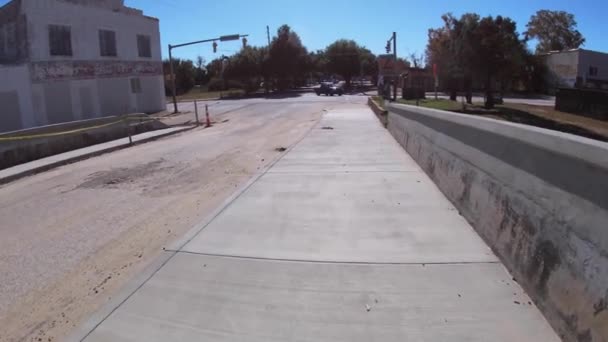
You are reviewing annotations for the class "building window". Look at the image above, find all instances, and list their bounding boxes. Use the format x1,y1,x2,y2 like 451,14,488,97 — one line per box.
131,78,142,93
99,30,117,57
49,25,72,56
589,66,598,77
137,34,151,58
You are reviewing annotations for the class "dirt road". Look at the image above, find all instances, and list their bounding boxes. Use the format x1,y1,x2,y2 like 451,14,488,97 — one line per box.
0,94,364,342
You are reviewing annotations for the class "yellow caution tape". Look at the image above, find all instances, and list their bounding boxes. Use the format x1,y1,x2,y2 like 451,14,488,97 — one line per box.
0,116,161,142
0,119,124,141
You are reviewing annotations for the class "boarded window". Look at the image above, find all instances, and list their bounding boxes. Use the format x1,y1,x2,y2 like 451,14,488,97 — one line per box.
99,30,117,57
137,34,151,58
49,25,72,56
589,66,598,77
130,78,142,93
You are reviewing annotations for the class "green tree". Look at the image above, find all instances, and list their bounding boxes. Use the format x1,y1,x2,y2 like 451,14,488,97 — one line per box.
267,25,308,90
224,46,266,93
525,10,585,53
476,15,525,108
309,50,329,81
195,55,207,86
325,39,362,87
163,58,196,96
359,48,378,83
426,14,463,100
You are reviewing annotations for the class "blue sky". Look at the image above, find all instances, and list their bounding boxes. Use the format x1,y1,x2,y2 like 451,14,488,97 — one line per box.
126,0,608,63
3,0,607,63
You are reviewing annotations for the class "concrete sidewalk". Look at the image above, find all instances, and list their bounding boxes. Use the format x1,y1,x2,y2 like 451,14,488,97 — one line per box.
74,106,559,341
0,126,191,185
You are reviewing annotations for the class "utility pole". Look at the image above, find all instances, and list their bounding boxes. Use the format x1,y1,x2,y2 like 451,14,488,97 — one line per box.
266,25,271,45
168,45,177,114
168,34,249,113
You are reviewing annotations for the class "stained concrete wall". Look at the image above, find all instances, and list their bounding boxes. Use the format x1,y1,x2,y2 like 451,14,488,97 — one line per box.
386,103,608,342
0,0,28,64
0,0,164,133
0,64,34,130
0,113,167,169
22,0,161,62
545,50,580,89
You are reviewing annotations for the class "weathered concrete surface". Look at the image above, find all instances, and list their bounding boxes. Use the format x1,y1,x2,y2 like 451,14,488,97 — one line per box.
387,102,608,342
77,105,559,342
367,97,387,127
84,254,554,342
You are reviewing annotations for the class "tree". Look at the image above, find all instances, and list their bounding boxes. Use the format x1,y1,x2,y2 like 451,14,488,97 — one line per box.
359,48,378,84
476,15,525,108
408,53,425,68
195,55,207,86
426,14,460,100
224,46,266,93
325,39,363,87
162,58,196,96
309,49,329,80
267,25,308,90
525,10,585,53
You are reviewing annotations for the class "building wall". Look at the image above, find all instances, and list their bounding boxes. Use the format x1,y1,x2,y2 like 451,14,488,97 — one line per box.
387,103,608,342
0,64,34,132
0,0,164,133
0,0,28,64
544,50,579,89
578,50,608,89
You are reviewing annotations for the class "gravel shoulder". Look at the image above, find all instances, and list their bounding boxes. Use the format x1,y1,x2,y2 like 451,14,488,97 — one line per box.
0,99,334,342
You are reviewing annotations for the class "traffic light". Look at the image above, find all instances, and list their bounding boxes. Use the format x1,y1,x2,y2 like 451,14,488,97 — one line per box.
213,41,218,53
242,37,248,48
385,41,391,53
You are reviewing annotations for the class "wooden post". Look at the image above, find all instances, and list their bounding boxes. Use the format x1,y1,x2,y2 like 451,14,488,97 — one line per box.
194,100,200,127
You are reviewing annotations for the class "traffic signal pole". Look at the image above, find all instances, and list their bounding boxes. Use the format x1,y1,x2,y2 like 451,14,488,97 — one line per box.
392,32,397,101
384,32,398,101
168,34,248,113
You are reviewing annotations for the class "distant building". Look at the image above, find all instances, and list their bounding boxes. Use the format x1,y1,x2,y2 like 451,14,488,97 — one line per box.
543,48,608,91
0,0,164,133
401,67,434,92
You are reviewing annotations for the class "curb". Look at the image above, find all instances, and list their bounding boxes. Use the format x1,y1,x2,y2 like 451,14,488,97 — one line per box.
0,126,194,186
368,97,388,128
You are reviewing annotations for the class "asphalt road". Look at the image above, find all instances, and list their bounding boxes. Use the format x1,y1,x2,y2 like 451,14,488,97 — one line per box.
0,93,364,342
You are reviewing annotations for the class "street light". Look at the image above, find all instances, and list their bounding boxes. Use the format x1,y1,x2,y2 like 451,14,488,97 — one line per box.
168,34,249,113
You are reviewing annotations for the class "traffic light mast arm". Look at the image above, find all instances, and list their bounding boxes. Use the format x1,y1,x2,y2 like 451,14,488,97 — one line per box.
169,34,249,50
167,34,248,113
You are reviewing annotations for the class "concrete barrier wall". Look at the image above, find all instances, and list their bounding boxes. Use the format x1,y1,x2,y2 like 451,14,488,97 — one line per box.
0,114,166,170
386,103,608,342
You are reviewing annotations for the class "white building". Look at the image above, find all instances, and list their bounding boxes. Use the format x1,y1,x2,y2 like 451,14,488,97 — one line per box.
0,0,165,133
543,48,608,91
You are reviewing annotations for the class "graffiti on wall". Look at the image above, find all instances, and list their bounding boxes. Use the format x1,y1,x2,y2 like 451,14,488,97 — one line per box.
29,60,163,83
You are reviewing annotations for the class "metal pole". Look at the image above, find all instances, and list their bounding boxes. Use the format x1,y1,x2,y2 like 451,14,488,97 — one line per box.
266,25,271,45
205,104,211,128
194,100,199,126
393,32,397,101
169,45,178,114
125,116,132,145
